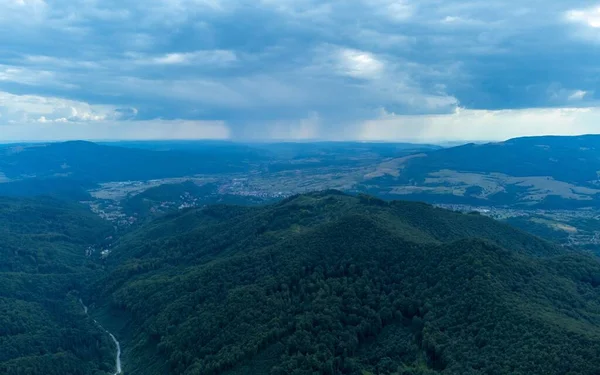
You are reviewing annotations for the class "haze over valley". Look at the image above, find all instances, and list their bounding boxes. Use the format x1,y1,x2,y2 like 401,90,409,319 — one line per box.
5,0,600,374
3,137,600,252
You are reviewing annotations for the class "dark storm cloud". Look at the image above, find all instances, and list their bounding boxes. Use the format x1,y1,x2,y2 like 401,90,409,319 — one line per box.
1,0,600,140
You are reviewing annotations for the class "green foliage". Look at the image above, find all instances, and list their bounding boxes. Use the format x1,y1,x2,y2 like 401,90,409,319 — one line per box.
400,135,600,185
5,191,600,374
366,135,600,208
95,192,600,375
504,216,570,244
0,197,116,374
121,181,268,220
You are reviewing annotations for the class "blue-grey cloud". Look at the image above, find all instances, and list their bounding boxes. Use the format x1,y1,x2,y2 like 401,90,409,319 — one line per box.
1,0,600,140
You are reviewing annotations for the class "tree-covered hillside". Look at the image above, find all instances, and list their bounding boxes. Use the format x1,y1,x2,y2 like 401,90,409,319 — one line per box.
94,191,600,375
121,181,270,220
362,135,600,208
0,197,117,375
0,141,255,198
399,135,600,185
0,141,251,182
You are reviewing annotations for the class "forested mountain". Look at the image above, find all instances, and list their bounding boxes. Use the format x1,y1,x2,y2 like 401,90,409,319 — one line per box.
363,135,600,207
5,136,600,209
4,175,600,374
401,135,600,184
0,140,438,199
0,197,116,375
0,141,251,182
91,191,600,375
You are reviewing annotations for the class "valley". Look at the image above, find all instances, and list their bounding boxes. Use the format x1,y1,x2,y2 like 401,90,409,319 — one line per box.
3,136,600,374
436,203,600,251
4,1,599,373
28,136,595,254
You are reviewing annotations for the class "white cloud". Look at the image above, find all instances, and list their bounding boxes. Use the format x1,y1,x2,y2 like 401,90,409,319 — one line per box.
369,0,414,22
23,55,102,70
565,5,600,43
568,90,589,101
2,0,47,18
337,48,385,79
440,15,488,27
566,6,600,28
129,50,237,66
259,0,333,20
303,44,460,116
0,91,132,123
547,85,594,103
359,106,600,142
0,119,230,141
13,0,44,6
0,91,229,141
0,65,77,88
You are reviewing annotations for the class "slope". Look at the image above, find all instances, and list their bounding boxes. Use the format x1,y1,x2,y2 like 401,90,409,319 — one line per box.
362,134,600,207
0,197,117,375
401,135,600,184
0,141,253,198
90,192,600,375
121,181,270,221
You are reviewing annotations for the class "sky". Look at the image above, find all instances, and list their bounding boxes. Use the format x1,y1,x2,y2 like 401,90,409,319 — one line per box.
1,0,600,142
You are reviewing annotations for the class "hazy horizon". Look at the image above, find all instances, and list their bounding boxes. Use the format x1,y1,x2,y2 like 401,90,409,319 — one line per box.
0,134,584,147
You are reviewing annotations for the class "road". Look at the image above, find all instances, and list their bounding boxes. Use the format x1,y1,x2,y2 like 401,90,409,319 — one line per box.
80,299,122,375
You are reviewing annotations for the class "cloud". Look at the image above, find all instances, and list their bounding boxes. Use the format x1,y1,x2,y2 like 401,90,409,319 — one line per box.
359,107,600,142
0,65,77,88
565,5,600,43
566,6,600,28
568,90,590,101
130,50,237,66
336,48,385,80
0,91,229,141
0,119,231,141
0,91,129,123
372,0,414,22
0,0,599,141
240,112,322,140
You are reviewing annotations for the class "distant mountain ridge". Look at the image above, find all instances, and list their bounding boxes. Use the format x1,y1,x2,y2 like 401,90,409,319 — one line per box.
3,135,600,210
406,134,600,183
0,141,249,182
0,140,441,198
363,134,600,208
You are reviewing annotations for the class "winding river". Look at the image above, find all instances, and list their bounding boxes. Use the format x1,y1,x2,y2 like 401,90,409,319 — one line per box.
80,299,122,375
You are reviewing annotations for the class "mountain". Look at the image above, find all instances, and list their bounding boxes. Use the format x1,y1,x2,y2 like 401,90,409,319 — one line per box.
0,196,116,375
4,136,600,207
404,135,600,184
0,140,439,199
0,141,257,181
90,191,600,375
362,135,600,208
0,141,255,197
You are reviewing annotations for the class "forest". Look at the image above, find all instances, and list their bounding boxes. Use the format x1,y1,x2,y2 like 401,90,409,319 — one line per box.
3,191,600,374
93,191,600,375
0,197,116,375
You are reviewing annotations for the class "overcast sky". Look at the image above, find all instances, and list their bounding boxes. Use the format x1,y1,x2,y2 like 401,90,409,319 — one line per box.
1,0,600,142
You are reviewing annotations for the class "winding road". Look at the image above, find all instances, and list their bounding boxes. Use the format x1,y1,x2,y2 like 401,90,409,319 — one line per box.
80,299,122,375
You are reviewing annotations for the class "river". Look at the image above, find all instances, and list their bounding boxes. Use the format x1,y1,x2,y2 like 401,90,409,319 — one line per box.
80,299,122,375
